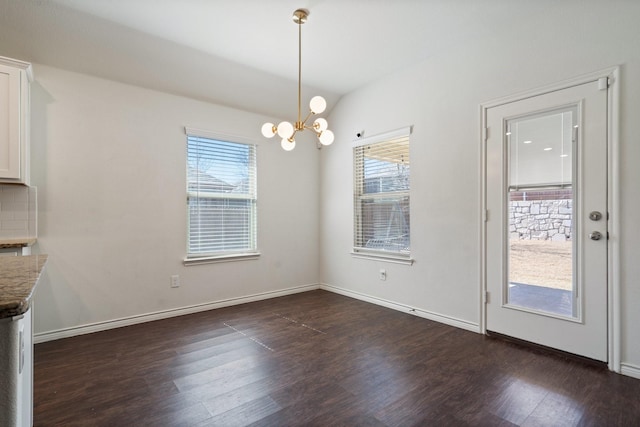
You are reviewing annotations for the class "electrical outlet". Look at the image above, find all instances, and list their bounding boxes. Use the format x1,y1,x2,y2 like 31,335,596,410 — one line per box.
379,269,386,281
170,274,180,288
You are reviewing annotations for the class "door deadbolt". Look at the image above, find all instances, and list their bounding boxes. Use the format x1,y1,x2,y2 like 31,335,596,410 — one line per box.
589,211,603,221
589,231,603,241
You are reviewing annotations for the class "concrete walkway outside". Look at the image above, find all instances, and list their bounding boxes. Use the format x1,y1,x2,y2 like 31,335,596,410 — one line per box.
508,282,573,317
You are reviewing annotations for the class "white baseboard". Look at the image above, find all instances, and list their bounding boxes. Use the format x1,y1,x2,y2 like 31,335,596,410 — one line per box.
34,284,320,344
620,363,640,380
320,283,481,333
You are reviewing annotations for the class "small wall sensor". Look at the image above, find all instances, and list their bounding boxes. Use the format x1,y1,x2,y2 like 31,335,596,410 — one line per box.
356,130,365,139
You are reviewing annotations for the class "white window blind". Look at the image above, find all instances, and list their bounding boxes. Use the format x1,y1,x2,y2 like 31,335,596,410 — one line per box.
186,134,257,258
354,135,410,256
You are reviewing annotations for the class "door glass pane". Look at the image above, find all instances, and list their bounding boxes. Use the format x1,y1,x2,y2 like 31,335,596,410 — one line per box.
506,107,577,318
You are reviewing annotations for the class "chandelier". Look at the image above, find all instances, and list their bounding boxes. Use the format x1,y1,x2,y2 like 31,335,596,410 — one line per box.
261,8,334,151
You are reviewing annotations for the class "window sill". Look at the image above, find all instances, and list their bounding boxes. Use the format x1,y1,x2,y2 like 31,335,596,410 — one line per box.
350,251,414,265
184,252,260,266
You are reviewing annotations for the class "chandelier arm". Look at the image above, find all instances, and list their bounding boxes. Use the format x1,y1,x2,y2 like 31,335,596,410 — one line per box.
303,122,323,135
301,110,314,126
302,124,316,132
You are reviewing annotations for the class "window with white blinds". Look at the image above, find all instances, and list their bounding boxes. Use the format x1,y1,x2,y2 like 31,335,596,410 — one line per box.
186,133,257,259
353,133,410,258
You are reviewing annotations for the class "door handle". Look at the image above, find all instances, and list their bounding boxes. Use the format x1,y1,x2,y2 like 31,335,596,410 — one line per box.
589,211,603,221
589,231,603,241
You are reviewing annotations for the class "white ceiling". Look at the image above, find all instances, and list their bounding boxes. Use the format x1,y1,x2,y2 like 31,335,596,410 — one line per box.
0,0,553,118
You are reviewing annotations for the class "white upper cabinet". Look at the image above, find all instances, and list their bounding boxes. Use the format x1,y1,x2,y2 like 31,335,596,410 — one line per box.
0,56,32,185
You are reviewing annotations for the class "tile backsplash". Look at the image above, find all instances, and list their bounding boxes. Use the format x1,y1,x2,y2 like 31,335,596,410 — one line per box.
0,185,37,239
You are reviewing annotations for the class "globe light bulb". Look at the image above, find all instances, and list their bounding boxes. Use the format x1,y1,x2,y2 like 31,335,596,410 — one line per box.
313,118,328,132
309,96,326,114
277,121,294,139
261,122,276,138
319,129,335,146
281,138,296,151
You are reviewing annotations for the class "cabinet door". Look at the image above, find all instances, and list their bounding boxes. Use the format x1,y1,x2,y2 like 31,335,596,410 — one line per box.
0,63,21,179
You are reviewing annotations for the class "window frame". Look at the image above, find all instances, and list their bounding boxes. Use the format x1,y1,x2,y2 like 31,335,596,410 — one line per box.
352,126,414,265
184,127,259,265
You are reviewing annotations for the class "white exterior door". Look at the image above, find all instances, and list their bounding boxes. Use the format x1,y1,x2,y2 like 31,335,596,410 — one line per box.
485,79,608,362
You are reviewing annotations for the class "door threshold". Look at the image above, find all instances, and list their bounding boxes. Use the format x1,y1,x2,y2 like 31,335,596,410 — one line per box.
486,330,607,370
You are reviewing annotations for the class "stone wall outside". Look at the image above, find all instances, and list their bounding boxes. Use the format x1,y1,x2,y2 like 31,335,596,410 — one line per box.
510,199,573,241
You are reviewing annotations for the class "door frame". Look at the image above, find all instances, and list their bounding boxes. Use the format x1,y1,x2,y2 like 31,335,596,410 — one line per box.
479,66,620,372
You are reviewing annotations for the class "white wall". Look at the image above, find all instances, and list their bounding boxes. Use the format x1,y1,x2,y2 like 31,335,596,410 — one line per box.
320,2,640,370
30,65,320,335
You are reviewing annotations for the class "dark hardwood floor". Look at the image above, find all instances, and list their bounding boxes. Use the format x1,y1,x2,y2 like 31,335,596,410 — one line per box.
34,290,640,426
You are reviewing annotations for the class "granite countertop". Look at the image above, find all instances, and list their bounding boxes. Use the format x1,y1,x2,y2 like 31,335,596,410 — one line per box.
0,238,37,249
0,255,47,319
